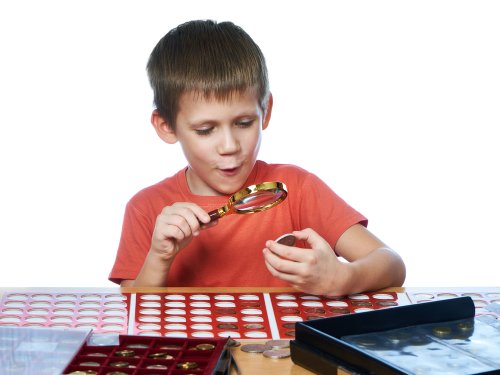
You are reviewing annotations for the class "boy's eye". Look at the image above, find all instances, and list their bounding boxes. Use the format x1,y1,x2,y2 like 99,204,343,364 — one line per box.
236,119,255,127
195,127,213,136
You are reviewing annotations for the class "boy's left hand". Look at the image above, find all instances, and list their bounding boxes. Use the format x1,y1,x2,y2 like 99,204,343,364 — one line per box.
262,228,346,296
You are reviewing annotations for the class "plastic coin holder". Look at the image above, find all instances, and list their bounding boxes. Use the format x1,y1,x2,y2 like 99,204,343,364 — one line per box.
342,318,500,374
134,293,273,339
407,289,500,320
0,325,92,375
62,335,230,374
269,292,401,338
0,292,130,334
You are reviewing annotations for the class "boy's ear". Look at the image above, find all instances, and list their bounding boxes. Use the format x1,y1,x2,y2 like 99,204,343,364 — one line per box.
262,93,273,130
151,110,177,144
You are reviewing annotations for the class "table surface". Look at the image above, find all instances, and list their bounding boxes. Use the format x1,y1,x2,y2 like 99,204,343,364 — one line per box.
1,286,498,375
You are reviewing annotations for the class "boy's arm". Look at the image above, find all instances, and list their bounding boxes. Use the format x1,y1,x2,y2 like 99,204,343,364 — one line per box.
263,224,406,296
121,202,215,287
333,224,406,294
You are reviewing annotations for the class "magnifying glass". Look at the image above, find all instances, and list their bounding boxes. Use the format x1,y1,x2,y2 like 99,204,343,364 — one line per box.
207,181,288,222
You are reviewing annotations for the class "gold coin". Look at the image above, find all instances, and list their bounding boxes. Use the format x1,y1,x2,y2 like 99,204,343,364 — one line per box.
176,361,198,370
146,364,169,369
109,361,129,367
196,343,215,350
158,344,182,350
78,361,100,367
114,349,135,357
432,326,452,337
148,352,173,359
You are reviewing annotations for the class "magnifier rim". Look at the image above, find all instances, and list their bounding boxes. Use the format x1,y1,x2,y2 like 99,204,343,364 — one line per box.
230,181,288,214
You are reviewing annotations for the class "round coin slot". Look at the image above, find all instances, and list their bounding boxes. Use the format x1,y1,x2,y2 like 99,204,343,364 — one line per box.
214,294,234,301
241,308,262,315
238,294,259,301
275,294,296,300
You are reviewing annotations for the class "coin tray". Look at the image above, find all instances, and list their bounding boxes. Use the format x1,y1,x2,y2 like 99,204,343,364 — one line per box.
407,289,500,320
0,292,129,334
290,297,500,374
269,291,400,339
63,335,230,374
134,292,273,340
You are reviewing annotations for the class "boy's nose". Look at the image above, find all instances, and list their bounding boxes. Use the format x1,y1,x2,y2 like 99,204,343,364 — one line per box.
218,129,240,154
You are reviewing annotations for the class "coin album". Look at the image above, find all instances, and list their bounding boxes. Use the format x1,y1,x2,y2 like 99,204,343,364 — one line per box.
290,297,500,374
62,335,231,374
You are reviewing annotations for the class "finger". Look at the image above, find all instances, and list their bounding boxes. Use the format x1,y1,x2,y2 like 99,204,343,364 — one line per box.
292,228,330,250
265,239,312,263
263,247,304,276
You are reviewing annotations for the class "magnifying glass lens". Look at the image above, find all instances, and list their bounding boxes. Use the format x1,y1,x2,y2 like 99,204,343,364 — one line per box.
234,189,286,212
206,182,287,221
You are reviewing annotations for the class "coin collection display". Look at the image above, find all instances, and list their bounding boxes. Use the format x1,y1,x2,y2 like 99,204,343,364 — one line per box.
407,289,500,321
269,292,400,339
0,292,129,334
2,290,499,340
62,336,228,375
133,293,273,339
342,318,500,374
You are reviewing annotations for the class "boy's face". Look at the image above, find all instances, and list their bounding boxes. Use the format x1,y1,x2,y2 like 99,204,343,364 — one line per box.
164,89,269,196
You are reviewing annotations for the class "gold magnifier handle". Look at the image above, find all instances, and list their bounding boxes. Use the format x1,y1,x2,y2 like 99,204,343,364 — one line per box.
208,206,229,221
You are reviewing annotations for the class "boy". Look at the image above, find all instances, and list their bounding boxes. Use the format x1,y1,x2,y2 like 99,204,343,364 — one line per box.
109,20,406,296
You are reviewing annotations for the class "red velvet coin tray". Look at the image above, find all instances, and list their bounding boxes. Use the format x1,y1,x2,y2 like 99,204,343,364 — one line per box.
269,291,401,339
0,292,130,334
62,335,231,374
133,292,273,340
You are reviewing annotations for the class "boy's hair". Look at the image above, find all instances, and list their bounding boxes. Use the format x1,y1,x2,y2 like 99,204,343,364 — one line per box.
147,20,270,130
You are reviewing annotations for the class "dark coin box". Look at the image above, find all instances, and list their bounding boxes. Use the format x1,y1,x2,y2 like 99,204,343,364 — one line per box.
63,335,231,374
290,297,500,374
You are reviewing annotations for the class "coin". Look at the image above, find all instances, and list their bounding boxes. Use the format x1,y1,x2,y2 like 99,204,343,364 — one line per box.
217,323,238,330
146,364,168,369
243,323,265,329
196,343,215,350
114,349,135,357
148,352,173,359
265,339,290,349
263,349,291,359
158,344,182,350
432,326,452,337
79,361,100,366
176,361,198,370
276,233,296,246
109,361,129,367
226,337,241,347
240,343,267,353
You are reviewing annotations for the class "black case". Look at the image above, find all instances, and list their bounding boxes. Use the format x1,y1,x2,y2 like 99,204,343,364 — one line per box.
291,296,500,375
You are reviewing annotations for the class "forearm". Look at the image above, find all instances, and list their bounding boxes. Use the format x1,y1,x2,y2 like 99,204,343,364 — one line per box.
333,247,406,296
128,251,172,287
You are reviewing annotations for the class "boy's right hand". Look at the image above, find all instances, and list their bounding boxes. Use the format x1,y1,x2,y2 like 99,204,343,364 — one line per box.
150,202,215,261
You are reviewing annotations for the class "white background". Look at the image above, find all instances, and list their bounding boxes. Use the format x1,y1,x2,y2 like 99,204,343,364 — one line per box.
0,1,498,288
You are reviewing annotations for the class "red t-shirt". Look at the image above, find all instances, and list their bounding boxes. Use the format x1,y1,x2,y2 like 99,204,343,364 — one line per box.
109,161,367,286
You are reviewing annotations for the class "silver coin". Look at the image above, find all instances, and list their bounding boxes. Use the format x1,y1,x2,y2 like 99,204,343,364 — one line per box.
265,339,290,349
276,233,296,246
226,338,241,347
263,349,291,359
240,343,267,353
